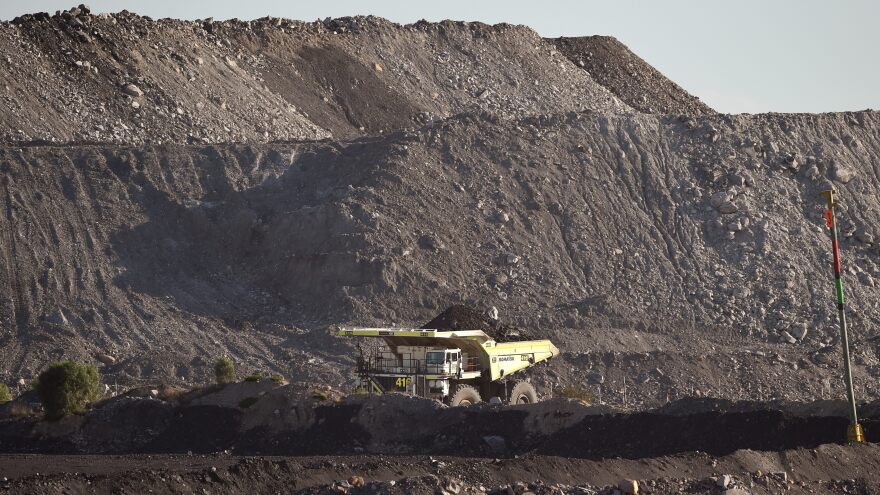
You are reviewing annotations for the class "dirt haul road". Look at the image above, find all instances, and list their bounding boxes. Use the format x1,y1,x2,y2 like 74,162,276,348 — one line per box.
2,446,880,494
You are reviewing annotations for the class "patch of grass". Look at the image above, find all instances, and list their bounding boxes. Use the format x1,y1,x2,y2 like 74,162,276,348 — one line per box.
9,401,33,417
244,373,265,382
156,384,188,401
270,374,285,384
312,390,329,401
554,384,595,404
238,396,259,409
36,361,102,420
169,384,221,406
0,384,11,404
214,357,235,385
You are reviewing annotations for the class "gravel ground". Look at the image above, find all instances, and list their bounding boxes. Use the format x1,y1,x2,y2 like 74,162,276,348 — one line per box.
2,446,880,494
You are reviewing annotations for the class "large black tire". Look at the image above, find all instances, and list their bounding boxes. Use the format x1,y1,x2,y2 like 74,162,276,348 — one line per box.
449,384,482,406
508,381,538,405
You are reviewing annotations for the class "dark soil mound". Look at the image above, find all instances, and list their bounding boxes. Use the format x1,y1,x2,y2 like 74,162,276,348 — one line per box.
539,409,880,459
550,35,715,115
422,305,531,342
3,393,880,460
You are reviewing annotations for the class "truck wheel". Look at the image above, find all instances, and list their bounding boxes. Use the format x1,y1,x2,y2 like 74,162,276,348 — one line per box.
508,381,538,404
449,385,481,406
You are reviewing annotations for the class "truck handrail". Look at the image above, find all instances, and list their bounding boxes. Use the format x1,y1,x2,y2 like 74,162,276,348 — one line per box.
356,353,461,376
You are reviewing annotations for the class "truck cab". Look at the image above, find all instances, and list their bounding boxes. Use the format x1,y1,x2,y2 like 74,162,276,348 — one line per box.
371,345,464,377
424,348,461,376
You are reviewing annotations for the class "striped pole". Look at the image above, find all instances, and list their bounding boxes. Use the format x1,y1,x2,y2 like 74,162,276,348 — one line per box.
821,189,864,443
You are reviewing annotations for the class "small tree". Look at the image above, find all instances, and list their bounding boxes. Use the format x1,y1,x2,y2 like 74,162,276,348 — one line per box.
0,384,11,404
36,361,101,420
214,357,235,385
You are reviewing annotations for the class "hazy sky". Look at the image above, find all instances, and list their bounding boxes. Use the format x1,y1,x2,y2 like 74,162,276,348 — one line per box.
2,1,877,114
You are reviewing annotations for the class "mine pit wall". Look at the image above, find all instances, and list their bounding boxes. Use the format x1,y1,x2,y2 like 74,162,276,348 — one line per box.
1,110,879,392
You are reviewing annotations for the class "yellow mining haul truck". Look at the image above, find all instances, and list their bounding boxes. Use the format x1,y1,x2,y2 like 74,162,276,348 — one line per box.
339,327,559,406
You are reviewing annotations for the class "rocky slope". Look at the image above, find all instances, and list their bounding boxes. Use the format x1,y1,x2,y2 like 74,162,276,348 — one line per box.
2,109,880,408
0,9,628,144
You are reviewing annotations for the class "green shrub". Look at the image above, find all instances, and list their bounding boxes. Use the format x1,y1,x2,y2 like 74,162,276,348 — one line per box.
554,384,595,403
244,372,264,382
36,361,101,420
0,384,11,404
214,357,235,385
270,374,285,384
238,396,259,409
312,390,329,401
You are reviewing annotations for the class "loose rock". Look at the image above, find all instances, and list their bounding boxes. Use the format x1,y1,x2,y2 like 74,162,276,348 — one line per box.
122,83,143,97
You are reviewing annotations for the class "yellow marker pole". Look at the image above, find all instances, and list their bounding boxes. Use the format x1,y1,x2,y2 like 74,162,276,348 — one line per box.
821,189,864,442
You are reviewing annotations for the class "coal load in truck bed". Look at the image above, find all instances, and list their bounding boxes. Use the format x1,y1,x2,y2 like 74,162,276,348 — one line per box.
422,305,532,342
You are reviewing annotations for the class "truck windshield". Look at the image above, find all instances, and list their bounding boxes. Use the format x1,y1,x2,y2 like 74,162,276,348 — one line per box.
426,352,444,365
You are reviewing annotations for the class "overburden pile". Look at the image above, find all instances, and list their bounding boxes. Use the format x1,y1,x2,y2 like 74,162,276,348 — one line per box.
0,10,628,143
0,7,879,409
